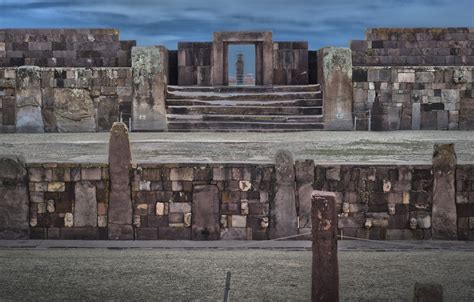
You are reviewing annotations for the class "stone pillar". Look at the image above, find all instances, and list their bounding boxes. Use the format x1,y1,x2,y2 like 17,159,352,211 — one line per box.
432,143,457,240
0,156,29,239
311,190,339,302
269,150,298,239
295,160,315,237
131,46,168,131
108,122,134,239
15,66,44,133
317,47,353,130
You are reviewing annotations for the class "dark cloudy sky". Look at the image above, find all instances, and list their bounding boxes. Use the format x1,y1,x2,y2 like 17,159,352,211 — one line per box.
1,0,473,49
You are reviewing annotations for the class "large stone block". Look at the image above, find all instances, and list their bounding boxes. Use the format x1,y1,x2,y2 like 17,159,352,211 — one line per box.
432,144,457,240
15,66,44,133
131,46,168,131
108,122,133,239
269,150,298,239
317,47,353,130
192,185,220,240
0,156,29,239
74,181,97,227
54,88,95,132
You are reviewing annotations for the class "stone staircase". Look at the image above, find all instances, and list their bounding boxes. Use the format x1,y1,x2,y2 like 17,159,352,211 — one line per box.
165,85,324,131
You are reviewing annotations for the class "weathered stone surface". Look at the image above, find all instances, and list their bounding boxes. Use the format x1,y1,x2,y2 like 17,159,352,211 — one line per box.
108,224,134,240
432,144,457,240
317,47,353,130
132,46,168,131
97,96,119,131
269,150,297,239
192,185,220,240
54,88,95,132
0,156,29,239
295,160,315,229
74,181,97,227
108,122,133,239
15,66,44,133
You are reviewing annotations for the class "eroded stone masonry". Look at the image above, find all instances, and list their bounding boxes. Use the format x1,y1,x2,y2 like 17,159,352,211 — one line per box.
0,27,473,132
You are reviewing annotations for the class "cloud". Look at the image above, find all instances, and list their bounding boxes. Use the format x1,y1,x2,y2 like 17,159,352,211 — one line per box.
0,0,473,49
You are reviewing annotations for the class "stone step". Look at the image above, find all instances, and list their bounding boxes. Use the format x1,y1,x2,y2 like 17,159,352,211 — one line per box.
167,121,324,131
167,114,324,123
168,84,321,93
166,98,323,107
167,91,321,101
166,106,323,116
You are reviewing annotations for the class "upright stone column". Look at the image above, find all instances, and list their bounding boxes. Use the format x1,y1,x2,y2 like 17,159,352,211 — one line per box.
15,66,44,133
108,122,134,239
432,143,457,240
317,47,353,130
0,156,29,239
269,150,298,239
312,190,339,302
132,46,168,131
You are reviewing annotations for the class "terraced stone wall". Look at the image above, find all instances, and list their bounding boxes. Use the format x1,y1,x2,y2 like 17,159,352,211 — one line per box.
0,66,133,133
351,28,474,66
0,29,135,67
18,161,472,240
352,66,474,130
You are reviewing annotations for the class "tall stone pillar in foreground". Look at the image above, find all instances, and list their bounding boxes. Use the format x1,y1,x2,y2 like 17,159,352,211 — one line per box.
317,47,353,130
15,66,44,133
432,143,457,240
132,46,168,131
269,150,298,239
311,190,339,302
108,122,134,239
0,156,29,239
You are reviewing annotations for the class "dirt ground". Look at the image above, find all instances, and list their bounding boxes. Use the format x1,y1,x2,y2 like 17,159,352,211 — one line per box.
0,249,472,301
1,130,474,164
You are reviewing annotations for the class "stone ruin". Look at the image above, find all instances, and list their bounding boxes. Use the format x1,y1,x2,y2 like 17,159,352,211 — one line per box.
0,28,472,132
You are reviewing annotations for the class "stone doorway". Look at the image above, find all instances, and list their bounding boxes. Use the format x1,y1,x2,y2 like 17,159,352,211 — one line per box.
212,32,273,86
227,44,256,86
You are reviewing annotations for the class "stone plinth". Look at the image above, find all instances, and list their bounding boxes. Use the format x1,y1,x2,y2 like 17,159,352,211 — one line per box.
317,47,353,130
132,46,168,131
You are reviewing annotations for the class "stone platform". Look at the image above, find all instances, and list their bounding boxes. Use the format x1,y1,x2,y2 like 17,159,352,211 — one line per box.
1,130,474,164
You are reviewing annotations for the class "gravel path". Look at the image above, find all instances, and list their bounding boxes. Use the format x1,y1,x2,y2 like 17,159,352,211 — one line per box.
0,249,472,301
1,130,474,164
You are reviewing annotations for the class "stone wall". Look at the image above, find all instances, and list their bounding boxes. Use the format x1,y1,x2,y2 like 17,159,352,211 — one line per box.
351,28,474,66
455,165,474,240
17,160,472,240
28,163,109,240
0,29,135,67
353,66,474,130
272,42,308,85
0,67,133,133
177,42,213,86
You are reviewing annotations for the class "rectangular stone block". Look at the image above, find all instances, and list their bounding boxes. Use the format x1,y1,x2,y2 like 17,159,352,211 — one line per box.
158,227,191,240
192,185,220,240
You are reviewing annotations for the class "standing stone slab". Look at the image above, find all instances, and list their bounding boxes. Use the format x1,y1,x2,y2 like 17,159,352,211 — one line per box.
412,103,421,130
108,122,133,239
269,150,298,239
192,185,220,240
0,156,29,239
317,47,353,130
132,46,168,131
432,144,457,240
295,160,315,230
312,190,339,302
74,181,97,227
15,66,44,133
